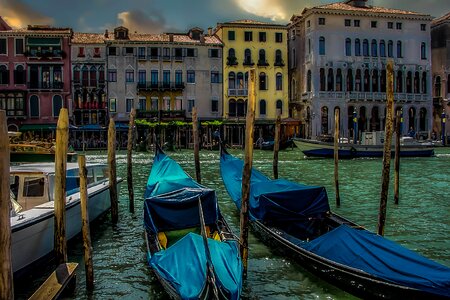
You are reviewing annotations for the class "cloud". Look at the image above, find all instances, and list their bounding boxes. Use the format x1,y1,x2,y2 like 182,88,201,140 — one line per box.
117,10,176,33
0,0,53,28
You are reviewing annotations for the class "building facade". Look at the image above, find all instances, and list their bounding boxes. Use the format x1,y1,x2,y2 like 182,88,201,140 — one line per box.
431,12,450,139
289,0,433,139
0,17,72,132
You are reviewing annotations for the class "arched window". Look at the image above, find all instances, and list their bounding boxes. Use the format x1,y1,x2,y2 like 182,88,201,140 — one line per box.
82,66,89,86
244,49,252,65
236,99,246,117
229,48,235,58
371,39,377,57
422,72,427,94
321,106,329,134
275,49,283,65
276,73,282,90
228,72,236,89
359,106,367,132
52,95,63,117
327,68,334,91
259,72,267,90
396,71,403,93
435,76,441,97
319,37,325,55
228,48,236,65
320,68,326,91
364,69,370,92
380,40,386,57
258,49,266,65
409,107,416,131
397,41,402,58
355,69,362,91
347,69,353,92
260,100,266,116
372,70,379,92
89,66,97,86
228,99,236,117
414,72,420,93
307,70,312,92
363,39,369,56
29,95,39,118
406,71,412,93
388,40,393,57
237,72,244,89
336,69,342,91
380,70,386,92
14,65,25,84
421,42,426,59
276,100,283,116
419,107,427,131
73,66,80,83
370,106,381,131
98,66,105,82
355,39,361,56
345,38,351,56
0,65,9,85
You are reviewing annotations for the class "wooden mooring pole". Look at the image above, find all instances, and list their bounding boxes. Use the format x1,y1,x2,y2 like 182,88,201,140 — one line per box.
240,69,256,279
108,118,119,224
0,110,13,299
377,60,395,236
334,108,341,206
273,115,281,179
54,108,69,265
394,110,401,205
127,108,136,213
78,155,94,290
192,107,201,184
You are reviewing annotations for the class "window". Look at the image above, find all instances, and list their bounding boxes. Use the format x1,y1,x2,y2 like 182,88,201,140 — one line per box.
258,49,267,65
0,39,6,54
139,98,146,110
292,48,296,68
319,36,325,55
109,98,116,112
327,69,334,91
275,32,283,43
211,98,218,112
244,31,253,41
336,69,342,91
371,39,377,57
307,70,312,92
151,70,158,85
345,19,351,27
354,20,360,27
396,22,402,30
276,100,282,115
387,22,393,29
138,70,146,84
78,47,85,57
188,99,195,112
14,65,25,84
420,24,426,31
175,70,183,85
209,49,219,58
318,18,325,25
73,66,80,83
108,69,117,82
108,47,117,56
320,68,325,91
388,40,393,57
421,42,427,59
149,47,159,58
397,41,402,58
125,69,134,82
380,40,386,57
163,70,170,86
244,49,253,65
307,20,311,27
275,49,283,66
94,47,100,57
138,47,146,59
345,38,351,56
0,65,9,84
173,48,183,60
124,47,134,55
228,30,235,41
276,73,282,90
15,39,24,55
23,177,45,197
363,39,369,56
29,95,39,117
126,98,134,113
88,66,96,86
259,72,267,90
259,32,266,42
186,48,196,57
371,21,377,28
52,95,63,117
162,47,170,59
259,100,266,115
187,70,195,83
355,38,361,56
211,71,220,83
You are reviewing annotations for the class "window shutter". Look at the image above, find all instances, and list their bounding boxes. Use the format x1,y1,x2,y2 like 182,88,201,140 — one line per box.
122,47,126,56
182,48,187,57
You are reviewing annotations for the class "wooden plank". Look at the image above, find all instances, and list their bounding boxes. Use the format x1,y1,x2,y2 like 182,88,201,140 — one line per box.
334,108,341,206
192,107,201,184
127,108,136,213
273,115,281,179
108,118,118,224
394,110,401,205
29,263,78,300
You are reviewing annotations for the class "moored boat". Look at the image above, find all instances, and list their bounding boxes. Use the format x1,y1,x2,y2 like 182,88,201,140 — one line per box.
10,162,122,276
219,148,450,299
144,147,243,300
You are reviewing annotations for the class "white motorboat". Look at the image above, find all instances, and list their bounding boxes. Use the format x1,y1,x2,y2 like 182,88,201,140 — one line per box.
9,162,122,275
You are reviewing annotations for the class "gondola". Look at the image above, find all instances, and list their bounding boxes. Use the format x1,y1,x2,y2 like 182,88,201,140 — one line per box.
257,138,295,151
144,146,243,300
219,147,450,299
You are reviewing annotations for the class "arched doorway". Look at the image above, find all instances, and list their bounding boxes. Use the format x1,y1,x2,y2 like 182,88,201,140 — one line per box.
321,106,329,135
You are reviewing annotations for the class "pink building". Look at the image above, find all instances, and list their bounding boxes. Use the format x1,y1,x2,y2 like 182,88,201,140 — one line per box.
0,17,72,133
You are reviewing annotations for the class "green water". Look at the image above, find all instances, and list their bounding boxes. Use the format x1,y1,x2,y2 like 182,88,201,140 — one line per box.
16,148,450,299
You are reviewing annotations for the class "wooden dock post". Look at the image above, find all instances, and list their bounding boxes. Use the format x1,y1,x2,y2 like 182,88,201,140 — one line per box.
334,108,341,207
0,110,13,299
192,107,201,184
394,110,401,205
108,118,118,224
273,115,281,179
127,108,136,213
78,155,94,290
240,69,256,279
54,108,69,265
378,60,395,236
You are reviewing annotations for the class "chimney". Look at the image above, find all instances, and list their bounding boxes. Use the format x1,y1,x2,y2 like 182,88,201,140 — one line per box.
169,33,174,42
208,27,212,35
346,0,368,8
104,29,109,38
200,34,205,44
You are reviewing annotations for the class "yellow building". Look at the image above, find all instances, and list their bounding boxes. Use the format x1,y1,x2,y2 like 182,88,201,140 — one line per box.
214,20,289,142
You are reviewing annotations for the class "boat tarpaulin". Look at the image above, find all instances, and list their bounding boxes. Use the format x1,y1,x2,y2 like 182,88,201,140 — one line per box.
150,232,243,300
220,151,329,238
304,225,450,297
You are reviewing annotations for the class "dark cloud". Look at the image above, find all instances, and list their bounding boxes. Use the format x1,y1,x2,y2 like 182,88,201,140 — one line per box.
0,0,53,28
117,9,178,33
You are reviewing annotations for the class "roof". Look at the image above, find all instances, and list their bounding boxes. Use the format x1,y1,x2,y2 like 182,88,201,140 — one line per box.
72,33,105,44
432,11,450,27
105,33,222,45
0,27,73,36
216,19,288,29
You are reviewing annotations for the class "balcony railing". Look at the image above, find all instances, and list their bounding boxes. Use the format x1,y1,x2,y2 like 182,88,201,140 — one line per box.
243,59,255,66
228,88,248,96
257,60,269,67
227,57,238,66
137,82,185,91
274,59,285,67
74,80,106,88
136,109,186,120
27,81,64,90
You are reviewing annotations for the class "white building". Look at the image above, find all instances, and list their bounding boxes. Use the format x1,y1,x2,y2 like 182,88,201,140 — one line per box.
289,0,433,139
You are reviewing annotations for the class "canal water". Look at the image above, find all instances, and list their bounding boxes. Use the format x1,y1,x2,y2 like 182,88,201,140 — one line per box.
15,147,450,299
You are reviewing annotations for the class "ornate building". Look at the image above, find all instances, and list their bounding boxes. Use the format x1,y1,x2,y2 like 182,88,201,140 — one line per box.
289,0,433,139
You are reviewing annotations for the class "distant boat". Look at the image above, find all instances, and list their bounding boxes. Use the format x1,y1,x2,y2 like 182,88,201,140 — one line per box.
220,148,450,299
10,163,122,276
293,133,434,158
256,138,295,151
144,147,243,300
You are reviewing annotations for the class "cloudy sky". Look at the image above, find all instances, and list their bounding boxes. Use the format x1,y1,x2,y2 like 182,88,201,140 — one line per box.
1,0,448,33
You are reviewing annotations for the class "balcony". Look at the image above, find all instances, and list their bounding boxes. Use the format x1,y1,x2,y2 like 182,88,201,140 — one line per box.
74,79,106,89
227,57,238,66
136,109,186,121
228,89,248,97
137,54,146,60
243,59,255,66
274,59,285,67
27,81,64,90
25,50,66,60
137,81,185,92
257,60,269,67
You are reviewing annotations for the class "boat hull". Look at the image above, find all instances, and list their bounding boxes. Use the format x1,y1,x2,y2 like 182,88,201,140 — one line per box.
10,152,78,163
293,138,434,158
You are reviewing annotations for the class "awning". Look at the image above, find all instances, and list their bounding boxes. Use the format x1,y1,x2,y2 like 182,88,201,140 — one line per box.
76,124,105,131
115,123,129,130
20,124,56,131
